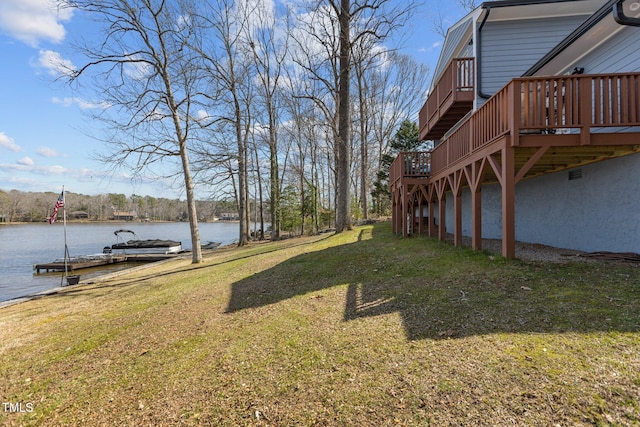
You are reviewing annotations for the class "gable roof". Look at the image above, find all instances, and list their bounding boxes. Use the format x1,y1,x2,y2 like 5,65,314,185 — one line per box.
431,0,602,88
430,13,474,88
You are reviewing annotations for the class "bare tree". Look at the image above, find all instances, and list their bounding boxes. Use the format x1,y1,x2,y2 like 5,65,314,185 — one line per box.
63,0,203,263
288,4,340,228
458,0,479,11
292,0,416,232
352,35,383,221
191,0,255,246
245,1,290,241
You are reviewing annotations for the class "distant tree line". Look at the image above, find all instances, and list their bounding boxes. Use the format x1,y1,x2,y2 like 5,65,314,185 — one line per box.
0,115,424,232
0,189,246,224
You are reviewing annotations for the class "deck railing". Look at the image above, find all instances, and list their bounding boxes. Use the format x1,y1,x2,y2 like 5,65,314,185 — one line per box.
392,72,640,186
419,58,475,140
390,152,431,188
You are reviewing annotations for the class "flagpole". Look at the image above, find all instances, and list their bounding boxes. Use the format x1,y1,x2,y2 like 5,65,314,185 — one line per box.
63,186,68,285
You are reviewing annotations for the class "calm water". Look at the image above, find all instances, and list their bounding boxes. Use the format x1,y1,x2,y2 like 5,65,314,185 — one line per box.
0,222,239,302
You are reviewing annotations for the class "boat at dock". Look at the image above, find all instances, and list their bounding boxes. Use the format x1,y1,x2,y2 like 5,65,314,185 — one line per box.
106,229,183,255
201,241,221,250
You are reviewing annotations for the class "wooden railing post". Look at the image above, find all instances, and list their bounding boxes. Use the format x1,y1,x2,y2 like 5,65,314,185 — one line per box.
580,76,592,145
508,80,520,146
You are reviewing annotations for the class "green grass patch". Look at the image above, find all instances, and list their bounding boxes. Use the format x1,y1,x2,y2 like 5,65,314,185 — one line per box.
0,222,639,426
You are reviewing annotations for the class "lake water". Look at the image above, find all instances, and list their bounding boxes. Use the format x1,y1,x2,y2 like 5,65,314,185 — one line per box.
0,222,239,302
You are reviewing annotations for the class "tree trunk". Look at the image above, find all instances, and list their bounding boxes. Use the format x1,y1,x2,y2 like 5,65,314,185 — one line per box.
179,140,202,263
335,0,352,233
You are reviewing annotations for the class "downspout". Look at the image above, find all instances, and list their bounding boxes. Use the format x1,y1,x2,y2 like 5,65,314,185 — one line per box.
477,7,492,99
613,0,640,27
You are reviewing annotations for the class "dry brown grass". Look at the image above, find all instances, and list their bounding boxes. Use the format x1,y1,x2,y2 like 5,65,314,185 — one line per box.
1,223,639,426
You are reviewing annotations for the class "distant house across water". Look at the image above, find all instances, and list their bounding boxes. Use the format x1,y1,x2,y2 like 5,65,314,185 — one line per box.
219,212,240,221
70,211,89,219
112,211,137,221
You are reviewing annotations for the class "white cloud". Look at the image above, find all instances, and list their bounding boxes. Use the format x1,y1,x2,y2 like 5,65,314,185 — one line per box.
37,146,60,157
0,162,67,175
124,56,152,80
17,157,34,166
45,165,67,175
0,132,21,152
36,49,76,77
241,0,276,31
195,109,210,122
0,0,73,47
51,96,109,110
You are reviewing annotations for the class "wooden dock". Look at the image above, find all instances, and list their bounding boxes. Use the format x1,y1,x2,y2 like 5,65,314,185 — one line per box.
34,255,127,273
34,253,184,273
123,253,184,263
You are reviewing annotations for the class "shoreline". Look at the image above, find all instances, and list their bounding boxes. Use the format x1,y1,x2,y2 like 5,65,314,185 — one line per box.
0,254,189,310
0,240,238,310
0,219,238,226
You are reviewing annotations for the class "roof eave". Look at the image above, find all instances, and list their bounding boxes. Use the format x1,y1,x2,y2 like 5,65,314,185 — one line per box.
523,0,618,76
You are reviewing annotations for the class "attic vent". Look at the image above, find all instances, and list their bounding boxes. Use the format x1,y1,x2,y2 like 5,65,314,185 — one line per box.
568,169,582,180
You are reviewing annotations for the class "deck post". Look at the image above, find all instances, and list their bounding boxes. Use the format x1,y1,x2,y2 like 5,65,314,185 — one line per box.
448,171,464,248
417,191,424,235
471,186,482,251
454,191,462,247
464,160,485,252
428,184,436,237
391,190,396,234
435,178,447,242
401,185,409,237
438,198,446,242
392,189,400,235
501,145,516,259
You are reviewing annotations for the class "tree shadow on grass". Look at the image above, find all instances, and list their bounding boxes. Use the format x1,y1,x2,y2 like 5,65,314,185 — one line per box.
226,223,640,340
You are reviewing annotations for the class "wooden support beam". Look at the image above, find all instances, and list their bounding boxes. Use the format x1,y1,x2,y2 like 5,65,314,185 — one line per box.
439,198,447,242
487,153,503,186
515,146,549,183
392,191,398,235
464,159,487,251
434,178,448,242
501,146,516,259
401,185,409,237
447,170,465,247
428,184,436,237
417,193,424,235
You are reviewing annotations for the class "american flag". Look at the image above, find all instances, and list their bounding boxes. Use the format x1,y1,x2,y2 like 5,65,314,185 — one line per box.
49,191,64,224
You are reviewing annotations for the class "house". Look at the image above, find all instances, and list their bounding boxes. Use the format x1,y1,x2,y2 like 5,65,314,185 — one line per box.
70,211,89,219
219,212,240,221
390,0,640,258
112,211,137,221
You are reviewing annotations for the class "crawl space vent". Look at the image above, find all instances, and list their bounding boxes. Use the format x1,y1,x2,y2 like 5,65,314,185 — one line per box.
568,169,582,180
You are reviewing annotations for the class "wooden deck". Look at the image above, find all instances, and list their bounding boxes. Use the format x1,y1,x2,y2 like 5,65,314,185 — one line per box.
419,58,474,141
391,72,640,258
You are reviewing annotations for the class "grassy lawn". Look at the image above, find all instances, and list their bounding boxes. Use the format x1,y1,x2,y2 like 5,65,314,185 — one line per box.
1,222,639,426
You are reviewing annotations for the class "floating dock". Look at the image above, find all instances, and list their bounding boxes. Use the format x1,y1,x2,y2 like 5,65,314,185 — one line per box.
34,253,183,273
34,255,127,273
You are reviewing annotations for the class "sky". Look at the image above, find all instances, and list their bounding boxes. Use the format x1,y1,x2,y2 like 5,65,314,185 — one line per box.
0,0,468,199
